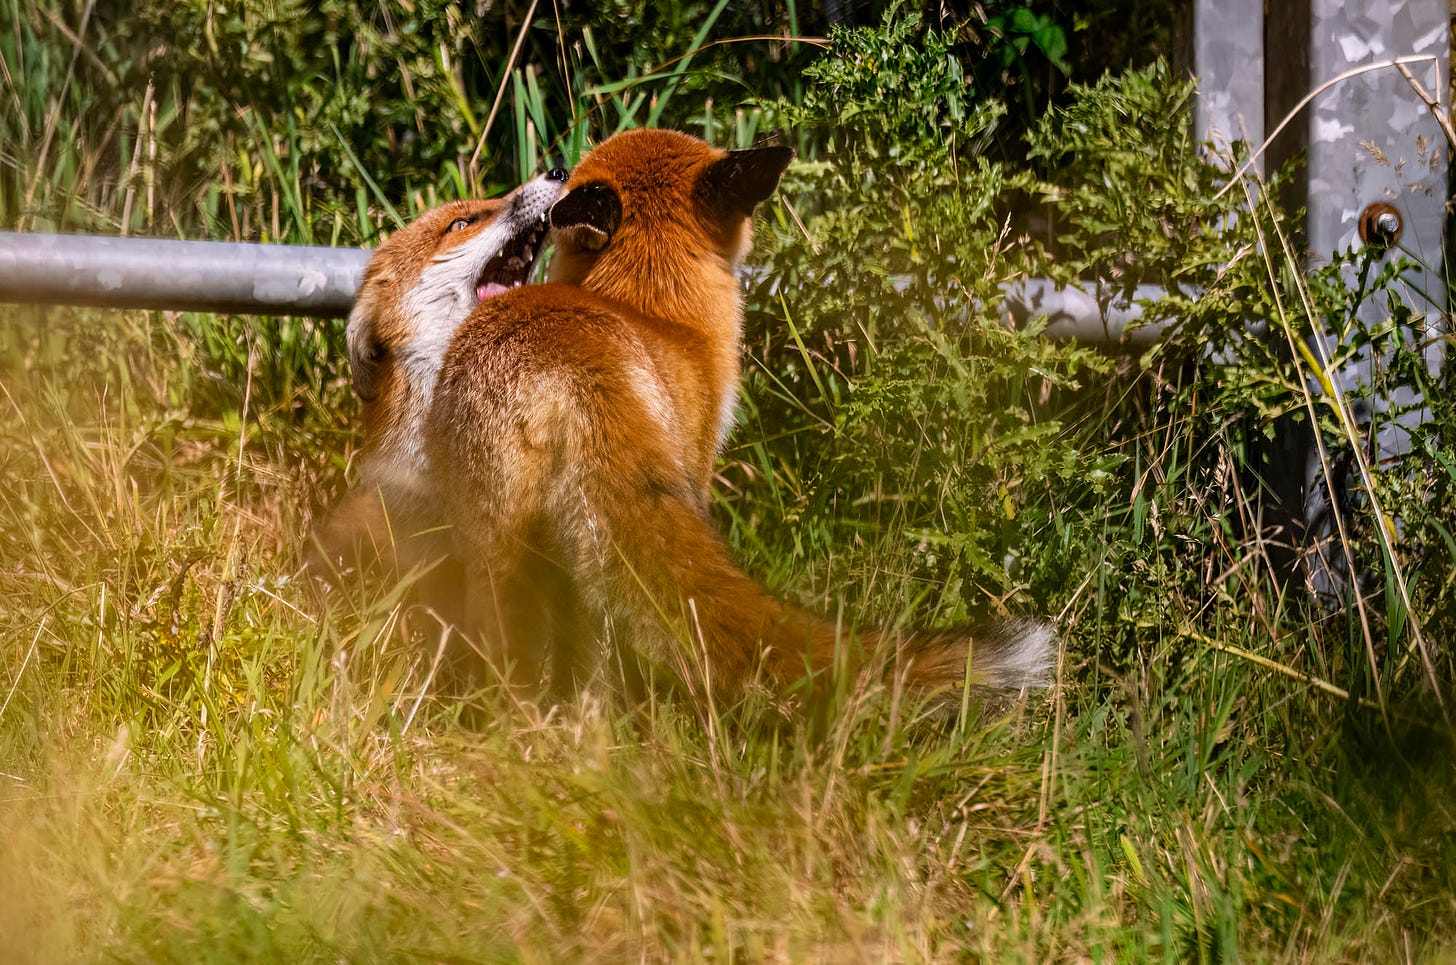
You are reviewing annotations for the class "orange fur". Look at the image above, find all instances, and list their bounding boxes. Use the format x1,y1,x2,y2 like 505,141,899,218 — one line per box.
311,175,563,590
423,130,1055,699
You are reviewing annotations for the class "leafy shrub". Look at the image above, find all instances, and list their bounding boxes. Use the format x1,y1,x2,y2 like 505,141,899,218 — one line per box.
6,3,1456,959
739,12,1254,641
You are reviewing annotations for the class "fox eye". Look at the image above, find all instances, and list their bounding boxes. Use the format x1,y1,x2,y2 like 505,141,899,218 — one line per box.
447,217,475,232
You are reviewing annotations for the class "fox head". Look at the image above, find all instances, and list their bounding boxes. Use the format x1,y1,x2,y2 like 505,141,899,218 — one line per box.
546,130,793,317
346,171,567,480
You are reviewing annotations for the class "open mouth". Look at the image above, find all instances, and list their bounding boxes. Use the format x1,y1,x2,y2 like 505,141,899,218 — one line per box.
475,217,549,301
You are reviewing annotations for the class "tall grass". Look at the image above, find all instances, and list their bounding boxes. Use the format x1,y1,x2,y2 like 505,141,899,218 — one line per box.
3,2,1456,961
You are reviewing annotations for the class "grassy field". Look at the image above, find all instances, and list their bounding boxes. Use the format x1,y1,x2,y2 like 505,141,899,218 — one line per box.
4,2,1456,961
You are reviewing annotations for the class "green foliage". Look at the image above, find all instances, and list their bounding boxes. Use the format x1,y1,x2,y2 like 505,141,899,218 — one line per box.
0,0,817,239
747,18,1456,954
987,5,1071,75
4,1,1456,960
744,14,1265,639
743,13,1089,617
1020,62,1246,299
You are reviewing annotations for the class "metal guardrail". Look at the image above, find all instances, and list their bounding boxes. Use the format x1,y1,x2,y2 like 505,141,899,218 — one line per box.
0,231,1180,348
1000,280,1173,348
0,231,369,319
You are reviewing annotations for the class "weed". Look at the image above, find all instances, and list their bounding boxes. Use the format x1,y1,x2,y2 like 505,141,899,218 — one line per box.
2,3,1455,961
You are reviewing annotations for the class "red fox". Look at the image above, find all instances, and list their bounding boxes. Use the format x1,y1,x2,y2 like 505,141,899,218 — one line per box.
414,129,1054,698
312,170,568,590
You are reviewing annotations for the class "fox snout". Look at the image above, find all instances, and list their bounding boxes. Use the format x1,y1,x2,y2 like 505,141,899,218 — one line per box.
346,171,567,399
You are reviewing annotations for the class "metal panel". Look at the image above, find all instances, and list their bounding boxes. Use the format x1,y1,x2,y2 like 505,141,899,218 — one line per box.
1194,0,1266,159
1303,0,1448,592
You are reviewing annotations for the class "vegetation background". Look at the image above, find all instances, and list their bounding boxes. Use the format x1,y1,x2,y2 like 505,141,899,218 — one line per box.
2,0,1455,959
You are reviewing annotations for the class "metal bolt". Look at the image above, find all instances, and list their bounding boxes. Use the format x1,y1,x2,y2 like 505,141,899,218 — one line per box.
1358,202,1403,249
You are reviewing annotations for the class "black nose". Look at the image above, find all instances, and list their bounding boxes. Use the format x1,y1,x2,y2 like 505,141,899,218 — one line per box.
546,167,570,183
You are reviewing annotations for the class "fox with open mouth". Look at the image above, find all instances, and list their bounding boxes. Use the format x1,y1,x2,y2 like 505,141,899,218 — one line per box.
311,168,569,587
322,130,1052,703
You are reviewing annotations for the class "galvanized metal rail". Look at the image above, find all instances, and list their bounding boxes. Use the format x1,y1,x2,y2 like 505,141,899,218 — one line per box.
0,231,369,318
4,0,1441,357
0,231,1177,348
999,280,1173,348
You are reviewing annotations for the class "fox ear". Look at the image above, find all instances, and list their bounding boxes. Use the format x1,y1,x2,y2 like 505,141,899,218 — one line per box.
550,183,621,251
346,306,385,403
699,145,795,217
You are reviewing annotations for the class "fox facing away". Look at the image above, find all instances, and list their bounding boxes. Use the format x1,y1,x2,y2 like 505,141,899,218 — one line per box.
328,128,1054,701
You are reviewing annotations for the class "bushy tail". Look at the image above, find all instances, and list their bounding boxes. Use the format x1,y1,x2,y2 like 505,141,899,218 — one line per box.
427,331,1054,701
586,486,1055,700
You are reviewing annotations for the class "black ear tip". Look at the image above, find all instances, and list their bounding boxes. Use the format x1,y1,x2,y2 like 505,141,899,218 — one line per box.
549,181,623,240
703,143,796,212
747,143,795,164
761,145,796,175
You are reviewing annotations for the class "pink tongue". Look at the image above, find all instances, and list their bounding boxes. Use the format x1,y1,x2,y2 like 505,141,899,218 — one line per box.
477,281,512,300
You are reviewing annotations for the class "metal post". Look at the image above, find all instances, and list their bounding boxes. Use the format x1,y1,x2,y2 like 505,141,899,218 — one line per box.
1193,0,1313,577
1185,0,1449,597
1194,0,1265,163
1301,1,1448,595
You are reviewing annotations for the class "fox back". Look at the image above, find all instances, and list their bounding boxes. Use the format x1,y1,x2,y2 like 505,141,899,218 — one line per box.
424,130,1055,701
544,129,795,491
